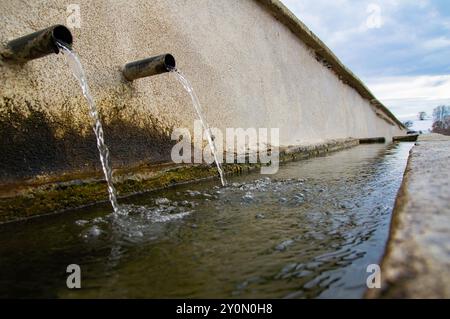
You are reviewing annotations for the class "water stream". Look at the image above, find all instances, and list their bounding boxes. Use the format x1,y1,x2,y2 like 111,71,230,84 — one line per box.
57,42,120,214
170,68,227,186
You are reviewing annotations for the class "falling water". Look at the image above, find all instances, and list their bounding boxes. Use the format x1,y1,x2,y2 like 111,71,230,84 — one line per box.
56,41,120,214
170,68,227,186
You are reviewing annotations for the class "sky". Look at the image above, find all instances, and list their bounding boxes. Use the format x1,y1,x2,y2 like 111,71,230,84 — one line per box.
280,0,450,120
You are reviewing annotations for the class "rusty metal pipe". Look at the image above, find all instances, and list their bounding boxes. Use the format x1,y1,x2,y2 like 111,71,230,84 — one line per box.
122,54,176,81
1,25,73,64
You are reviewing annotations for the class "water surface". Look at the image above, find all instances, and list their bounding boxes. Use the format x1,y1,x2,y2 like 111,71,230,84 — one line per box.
0,143,413,298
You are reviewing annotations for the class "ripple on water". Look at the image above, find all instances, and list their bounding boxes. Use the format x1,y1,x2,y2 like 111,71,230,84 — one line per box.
75,199,193,243
0,143,414,299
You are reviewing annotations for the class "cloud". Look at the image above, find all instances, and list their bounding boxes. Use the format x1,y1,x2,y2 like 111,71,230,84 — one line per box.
280,0,450,77
280,0,450,119
422,37,450,50
366,75,450,118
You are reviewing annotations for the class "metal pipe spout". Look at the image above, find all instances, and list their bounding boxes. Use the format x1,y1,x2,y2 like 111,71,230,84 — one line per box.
122,54,176,81
1,25,73,64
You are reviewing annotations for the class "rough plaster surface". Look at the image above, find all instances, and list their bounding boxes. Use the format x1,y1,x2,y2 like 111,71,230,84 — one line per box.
0,0,405,185
367,134,450,298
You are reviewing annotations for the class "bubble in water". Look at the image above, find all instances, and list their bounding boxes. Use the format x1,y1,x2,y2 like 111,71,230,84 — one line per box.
82,225,102,239
92,217,106,224
129,230,144,238
242,193,254,203
155,198,171,205
292,194,305,204
186,190,202,197
75,220,89,226
275,239,294,251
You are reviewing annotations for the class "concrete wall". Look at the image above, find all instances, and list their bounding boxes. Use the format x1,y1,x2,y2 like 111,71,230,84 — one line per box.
0,0,405,184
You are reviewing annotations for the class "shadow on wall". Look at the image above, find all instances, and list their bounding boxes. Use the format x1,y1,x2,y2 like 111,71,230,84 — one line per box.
0,96,176,183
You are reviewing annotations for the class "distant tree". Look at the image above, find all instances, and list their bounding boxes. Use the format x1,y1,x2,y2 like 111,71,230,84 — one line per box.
403,120,414,128
418,112,427,121
433,105,450,122
432,105,450,136
432,117,450,135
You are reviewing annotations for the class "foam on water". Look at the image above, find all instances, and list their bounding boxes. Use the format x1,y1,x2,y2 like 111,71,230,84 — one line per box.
75,197,193,243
